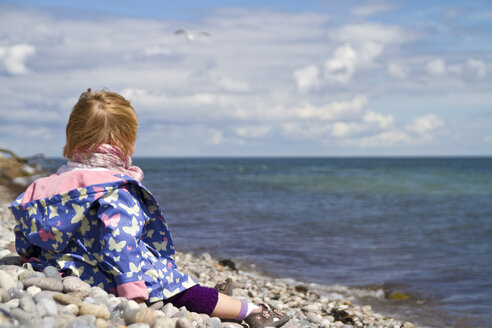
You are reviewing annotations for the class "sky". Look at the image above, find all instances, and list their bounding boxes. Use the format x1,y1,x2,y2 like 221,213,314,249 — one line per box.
0,0,491,157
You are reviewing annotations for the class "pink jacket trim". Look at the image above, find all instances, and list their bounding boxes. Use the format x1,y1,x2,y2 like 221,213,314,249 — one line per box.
22,170,122,204
117,280,148,300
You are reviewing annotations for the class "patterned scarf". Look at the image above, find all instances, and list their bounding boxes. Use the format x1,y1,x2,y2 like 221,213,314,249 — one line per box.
58,144,143,182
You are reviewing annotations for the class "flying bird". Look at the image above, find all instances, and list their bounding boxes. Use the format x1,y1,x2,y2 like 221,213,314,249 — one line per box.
174,29,210,42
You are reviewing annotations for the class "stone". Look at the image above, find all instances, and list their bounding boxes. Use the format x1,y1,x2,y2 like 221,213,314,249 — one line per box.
403,323,415,328
95,318,109,328
4,298,20,309
43,265,61,280
176,317,194,328
20,294,39,317
54,292,84,306
67,315,97,328
10,307,35,325
25,276,64,291
37,297,58,317
172,309,192,321
19,270,44,283
90,286,109,298
110,302,126,320
27,285,42,296
63,276,92,296
306,313,322,324
205,317,222,328
0,288,9,303
191,312,203,324
80,303,111,320
33,290,56,302
7,287,25,299
56,313,78,328
162,302,178,317
41,316,59,327
0,270,17,290
149,300,163,310
124,307,155,325
128,324,151,328
63,303,80,316
151,317,175,328
125,299,140,313
221,323,244,328
84,296,97,304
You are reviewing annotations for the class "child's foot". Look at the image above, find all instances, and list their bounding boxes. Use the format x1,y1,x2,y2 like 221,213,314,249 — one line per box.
244,304,289,328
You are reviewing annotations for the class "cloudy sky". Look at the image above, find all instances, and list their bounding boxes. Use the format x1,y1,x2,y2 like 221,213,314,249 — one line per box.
0,0,491,157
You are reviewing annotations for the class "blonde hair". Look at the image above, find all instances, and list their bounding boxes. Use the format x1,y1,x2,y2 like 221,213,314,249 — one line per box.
63,88,138,160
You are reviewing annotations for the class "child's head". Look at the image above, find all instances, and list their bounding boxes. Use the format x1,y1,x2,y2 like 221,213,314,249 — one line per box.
63,88,138,160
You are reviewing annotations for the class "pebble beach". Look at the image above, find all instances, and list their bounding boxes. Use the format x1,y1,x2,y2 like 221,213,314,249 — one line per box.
0,182,419,328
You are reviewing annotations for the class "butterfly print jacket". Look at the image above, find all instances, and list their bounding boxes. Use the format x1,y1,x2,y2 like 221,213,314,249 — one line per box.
9,169,196,302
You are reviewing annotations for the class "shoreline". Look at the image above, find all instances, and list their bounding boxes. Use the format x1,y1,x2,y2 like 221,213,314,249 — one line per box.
0,183,419,328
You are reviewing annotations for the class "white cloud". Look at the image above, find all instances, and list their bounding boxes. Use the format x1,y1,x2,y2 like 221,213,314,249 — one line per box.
405,114,444,142
466,59,486,78
235,125,271,139
331,23,405,45
387,62,409,79
1,124,53,140
294,65,320,93
323,44,358,84
351,2,394,17
208,129,224,145
0,43,35,75
426,58,447,76
0,5,488,156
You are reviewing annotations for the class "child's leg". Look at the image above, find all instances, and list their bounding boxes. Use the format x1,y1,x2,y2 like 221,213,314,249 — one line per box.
163,285,257,320
210,292,242,319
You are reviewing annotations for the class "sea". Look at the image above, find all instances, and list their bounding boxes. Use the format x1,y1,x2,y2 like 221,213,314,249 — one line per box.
132,158,490,327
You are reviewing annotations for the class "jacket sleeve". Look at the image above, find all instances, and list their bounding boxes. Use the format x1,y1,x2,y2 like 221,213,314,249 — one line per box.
96,185,148,300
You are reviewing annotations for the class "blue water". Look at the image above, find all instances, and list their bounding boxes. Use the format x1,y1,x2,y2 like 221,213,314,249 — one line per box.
134,157,492,328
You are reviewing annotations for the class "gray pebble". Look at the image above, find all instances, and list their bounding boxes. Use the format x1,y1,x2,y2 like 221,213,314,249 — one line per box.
33,290,56,303
41,316,59,328
162,302,178,317
0,288,10,303
36,297,58,317
20,295,39,316
67,318,97,328
76,314,97,324
9,307,33,325
172,309,191,320
176,317,194,328
205,317,222,328
110,302,125,320
63,276,91,296
151,317,175,328
43,266,61,280
127,324,150,328
24,276,64,292
19,270,44,283
0,271,16,290
149,300,163,310
7,287,25,299
83,296,97,304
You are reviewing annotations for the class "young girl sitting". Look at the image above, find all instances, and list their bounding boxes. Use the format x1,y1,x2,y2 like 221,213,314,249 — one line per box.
9,89,289,328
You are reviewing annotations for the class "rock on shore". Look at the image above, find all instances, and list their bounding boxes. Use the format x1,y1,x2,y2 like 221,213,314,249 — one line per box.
0,183,418,328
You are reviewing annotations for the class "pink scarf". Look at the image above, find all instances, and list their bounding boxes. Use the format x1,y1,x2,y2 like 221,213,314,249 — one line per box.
59,144,143,182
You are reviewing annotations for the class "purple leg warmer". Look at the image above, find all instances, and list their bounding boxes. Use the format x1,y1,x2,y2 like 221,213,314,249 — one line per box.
164,285,219,315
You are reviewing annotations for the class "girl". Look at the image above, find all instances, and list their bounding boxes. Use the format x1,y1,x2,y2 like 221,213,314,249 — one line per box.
9,89,289,328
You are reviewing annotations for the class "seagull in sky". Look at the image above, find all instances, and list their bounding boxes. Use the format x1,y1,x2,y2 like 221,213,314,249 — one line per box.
174,29,210,42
